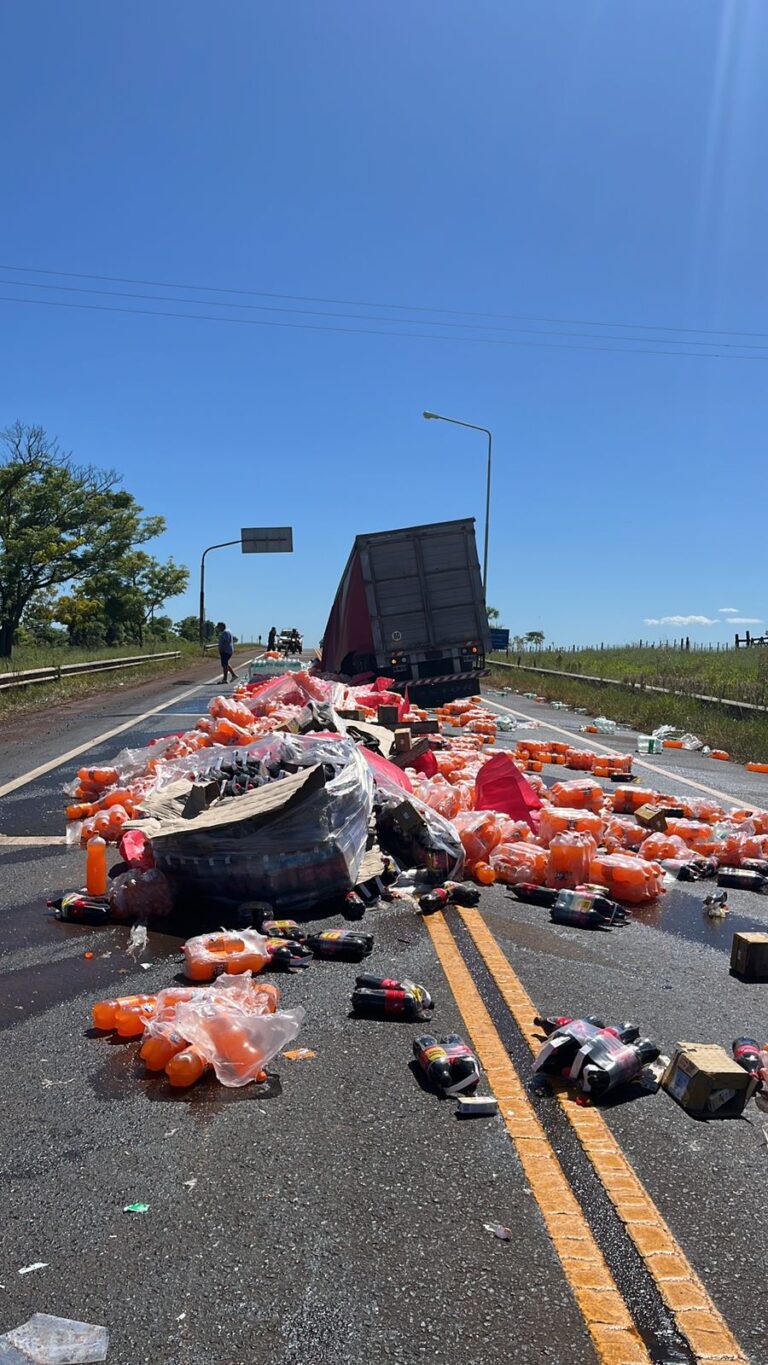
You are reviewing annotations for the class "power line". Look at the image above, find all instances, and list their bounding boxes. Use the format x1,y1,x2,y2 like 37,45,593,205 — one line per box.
3,274,767,351
2,290,767,362
1,261,767,342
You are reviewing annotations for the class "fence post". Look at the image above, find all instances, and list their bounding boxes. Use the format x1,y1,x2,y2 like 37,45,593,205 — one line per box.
56,664,62,683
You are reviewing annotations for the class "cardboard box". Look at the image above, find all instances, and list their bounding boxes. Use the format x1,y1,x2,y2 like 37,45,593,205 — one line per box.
393,727,413,754
730,932,768,981
377,704,400,727
390,737,430,770
634,803,668,832
662,1042,758,1118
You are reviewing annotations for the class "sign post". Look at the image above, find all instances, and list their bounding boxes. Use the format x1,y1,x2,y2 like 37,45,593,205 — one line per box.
199,527,294,650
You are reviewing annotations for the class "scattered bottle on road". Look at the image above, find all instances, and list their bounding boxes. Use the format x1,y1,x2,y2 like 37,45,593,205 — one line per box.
511,883,628,928
86,835,108,898
343,891,367,919
717,868,768,894
49,891,111,925
306,930,373,961
418,888,449,915
444,881,481,907
732,1037,764,1076
413,1033,481,1095
572,1034,660,1097
352,980,433,1019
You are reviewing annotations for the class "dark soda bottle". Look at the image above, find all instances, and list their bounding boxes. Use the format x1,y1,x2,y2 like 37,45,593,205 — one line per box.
444,881,481,907
513,885,627,923
732,1037,763,1075
533,1019,603,1074
49,892,111,925
352,987,430,1019
355,974,433,1010
264,938,313,970
306,930,374,961
418,888,449,915
343,891,367,920
261,919,306,942
740,859,768,876
661,858,718,881
442,1035,481,1094
576,1037,660,1097
414,1035,453,1090
550,903,612,930
717,868,768,893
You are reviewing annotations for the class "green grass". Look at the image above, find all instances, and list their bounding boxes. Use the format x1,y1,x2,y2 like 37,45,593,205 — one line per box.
487,664,768,766
0,640,200,673
495,645,768,707
0,640,222,721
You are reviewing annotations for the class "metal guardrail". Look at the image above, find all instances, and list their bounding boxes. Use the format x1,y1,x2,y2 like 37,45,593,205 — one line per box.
489,658,768,716
0,651,181,693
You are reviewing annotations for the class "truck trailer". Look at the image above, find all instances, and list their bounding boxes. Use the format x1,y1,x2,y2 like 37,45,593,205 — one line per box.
319,518,490,703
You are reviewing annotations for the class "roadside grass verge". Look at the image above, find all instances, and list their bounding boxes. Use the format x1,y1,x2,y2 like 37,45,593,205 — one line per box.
487,665,768,766
495,646,768,707
0,652,201,722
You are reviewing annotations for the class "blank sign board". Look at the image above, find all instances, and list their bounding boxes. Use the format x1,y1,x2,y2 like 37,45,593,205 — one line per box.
241,526,293,554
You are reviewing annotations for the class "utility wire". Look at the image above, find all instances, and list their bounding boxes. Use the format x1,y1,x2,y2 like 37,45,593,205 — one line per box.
1,261,766,342
2,291,767,362
3,274,767,351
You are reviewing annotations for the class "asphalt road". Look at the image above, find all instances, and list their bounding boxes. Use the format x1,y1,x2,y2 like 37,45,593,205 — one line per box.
0,669,766,1364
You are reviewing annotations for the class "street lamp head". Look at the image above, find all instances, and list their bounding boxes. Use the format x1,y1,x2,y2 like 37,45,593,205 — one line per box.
422,410,438,420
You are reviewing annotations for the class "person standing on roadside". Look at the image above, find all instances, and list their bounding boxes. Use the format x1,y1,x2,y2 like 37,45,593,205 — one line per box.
267,625,277,650
216,622,238,683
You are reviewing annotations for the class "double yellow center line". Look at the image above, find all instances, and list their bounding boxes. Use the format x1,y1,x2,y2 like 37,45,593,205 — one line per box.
425,910,748,1365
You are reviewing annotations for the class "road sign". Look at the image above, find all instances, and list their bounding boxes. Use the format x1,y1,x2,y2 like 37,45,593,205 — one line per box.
241,527,293,554
489,627,510,651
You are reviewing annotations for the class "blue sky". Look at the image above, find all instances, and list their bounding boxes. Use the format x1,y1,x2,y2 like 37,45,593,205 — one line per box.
1,1,766,647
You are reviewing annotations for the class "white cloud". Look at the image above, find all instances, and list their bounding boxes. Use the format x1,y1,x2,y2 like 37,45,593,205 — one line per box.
727,617,763,626
643,615,718,627
718,607,740,614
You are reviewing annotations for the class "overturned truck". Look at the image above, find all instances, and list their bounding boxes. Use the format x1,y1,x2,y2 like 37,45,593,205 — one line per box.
320,518,489,704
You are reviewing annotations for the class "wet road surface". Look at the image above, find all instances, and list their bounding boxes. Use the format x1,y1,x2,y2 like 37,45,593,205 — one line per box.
0,673,766,1363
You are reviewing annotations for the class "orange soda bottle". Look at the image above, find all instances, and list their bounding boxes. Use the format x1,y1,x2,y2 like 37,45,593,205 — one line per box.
86,836,108,896
166,1045,208,1087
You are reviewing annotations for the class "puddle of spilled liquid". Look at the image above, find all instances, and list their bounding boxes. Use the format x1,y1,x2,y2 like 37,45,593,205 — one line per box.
633,883,768,952
89,1043,283,1113
0,913,183,1029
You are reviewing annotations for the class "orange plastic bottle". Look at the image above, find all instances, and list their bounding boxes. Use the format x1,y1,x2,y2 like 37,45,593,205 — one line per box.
546,832,596,890
86,836,108,896
92,993,156,1030
140,1031,187,1071
115,1000,157,1037
166,1045,208,1087
472,862,496,886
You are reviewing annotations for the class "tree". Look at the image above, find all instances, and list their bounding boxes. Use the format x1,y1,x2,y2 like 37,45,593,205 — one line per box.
524,630,545,649
55,593,107,648
486,606,500,624
18,592,68,647
59,553,189,647
0,421,185,658
175,615,215,643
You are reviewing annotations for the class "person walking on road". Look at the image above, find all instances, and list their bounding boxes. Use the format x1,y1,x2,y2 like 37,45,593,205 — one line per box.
267,625,277,650
216,622,238,683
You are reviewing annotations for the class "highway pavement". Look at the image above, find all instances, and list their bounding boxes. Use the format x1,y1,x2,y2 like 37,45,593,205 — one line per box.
0,669,766,1363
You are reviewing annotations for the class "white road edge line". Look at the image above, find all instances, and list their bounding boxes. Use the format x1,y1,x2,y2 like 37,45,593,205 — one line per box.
0,667,246,802
483,693,764,810
0,835,66,846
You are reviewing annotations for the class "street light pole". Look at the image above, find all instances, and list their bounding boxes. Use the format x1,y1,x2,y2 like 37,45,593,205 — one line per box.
199,540,240,651
422,411,492,594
